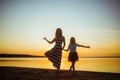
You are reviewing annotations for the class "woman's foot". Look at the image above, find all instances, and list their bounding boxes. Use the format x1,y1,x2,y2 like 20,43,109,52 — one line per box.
55,68,59,74
69,66,72,71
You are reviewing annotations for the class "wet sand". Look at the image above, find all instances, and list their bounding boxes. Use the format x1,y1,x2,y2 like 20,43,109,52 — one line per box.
0,66,120,80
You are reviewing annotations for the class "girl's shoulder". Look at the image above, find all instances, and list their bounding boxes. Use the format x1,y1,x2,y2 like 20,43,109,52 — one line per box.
69,43,75,46
70,43,78,46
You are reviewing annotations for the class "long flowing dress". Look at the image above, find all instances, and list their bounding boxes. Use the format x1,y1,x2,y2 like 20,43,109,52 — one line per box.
45,39,63,69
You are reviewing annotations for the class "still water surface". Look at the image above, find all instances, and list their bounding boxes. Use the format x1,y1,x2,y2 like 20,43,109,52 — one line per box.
0,58,120,73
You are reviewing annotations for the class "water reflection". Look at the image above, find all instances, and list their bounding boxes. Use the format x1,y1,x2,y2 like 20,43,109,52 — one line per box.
0,58,120,73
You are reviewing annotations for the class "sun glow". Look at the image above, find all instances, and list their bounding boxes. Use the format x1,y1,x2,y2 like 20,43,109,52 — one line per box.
0,0,120,58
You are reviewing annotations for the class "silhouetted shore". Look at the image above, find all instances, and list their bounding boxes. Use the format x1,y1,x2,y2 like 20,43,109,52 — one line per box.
0,54,45,58
0,66,120,80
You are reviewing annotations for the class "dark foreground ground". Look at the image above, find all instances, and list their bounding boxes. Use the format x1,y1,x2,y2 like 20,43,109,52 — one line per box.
0,66,120,80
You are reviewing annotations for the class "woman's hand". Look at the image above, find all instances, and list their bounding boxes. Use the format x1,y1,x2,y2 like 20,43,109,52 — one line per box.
43,37,47,40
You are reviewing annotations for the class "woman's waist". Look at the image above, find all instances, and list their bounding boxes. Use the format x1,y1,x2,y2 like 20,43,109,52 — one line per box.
54,45,62,49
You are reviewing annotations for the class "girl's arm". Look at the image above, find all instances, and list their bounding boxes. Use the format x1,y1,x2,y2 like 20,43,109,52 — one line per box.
43,37,56,44
63,48,69,51
77,44,90,48
63,44,70,52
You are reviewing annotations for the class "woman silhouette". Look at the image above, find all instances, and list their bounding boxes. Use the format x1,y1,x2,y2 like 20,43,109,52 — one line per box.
43,28,65,72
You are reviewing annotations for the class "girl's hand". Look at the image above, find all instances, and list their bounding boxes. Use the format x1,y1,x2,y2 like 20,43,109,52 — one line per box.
63,49,68,51
87,45,90,48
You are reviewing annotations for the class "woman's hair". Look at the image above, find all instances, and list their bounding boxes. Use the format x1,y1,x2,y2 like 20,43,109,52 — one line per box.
55,28,62,38
70,37,75,44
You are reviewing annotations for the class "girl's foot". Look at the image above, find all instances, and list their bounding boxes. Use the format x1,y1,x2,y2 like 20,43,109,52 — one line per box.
69,66,72,71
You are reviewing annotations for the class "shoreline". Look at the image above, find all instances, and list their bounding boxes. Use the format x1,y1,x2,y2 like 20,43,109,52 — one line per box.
0,66,120,80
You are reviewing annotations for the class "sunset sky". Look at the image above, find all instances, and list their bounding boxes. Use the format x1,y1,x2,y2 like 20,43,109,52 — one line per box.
0,0,120,57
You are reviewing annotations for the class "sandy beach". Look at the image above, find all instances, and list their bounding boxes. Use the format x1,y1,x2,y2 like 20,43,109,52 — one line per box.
0,66,120,80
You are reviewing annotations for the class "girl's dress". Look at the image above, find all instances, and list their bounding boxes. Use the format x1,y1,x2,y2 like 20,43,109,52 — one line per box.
68,43,79,62
45,39,63,69
68,52,78,62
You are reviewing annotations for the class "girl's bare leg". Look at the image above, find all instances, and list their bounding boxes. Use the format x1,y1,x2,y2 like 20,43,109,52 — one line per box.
72,61,76,75
69,65,72,71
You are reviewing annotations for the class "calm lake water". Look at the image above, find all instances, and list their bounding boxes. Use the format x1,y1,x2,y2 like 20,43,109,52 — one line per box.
0,58,120,73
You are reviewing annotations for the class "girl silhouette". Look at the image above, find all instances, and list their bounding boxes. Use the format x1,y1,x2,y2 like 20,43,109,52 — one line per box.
43,28,65,72
64,37,90,75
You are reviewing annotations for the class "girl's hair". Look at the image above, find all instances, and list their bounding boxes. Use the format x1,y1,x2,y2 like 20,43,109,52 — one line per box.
70,37,75,44
55,28,62,38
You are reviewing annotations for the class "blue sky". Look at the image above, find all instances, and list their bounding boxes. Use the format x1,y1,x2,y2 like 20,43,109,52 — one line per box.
0,0,120,57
